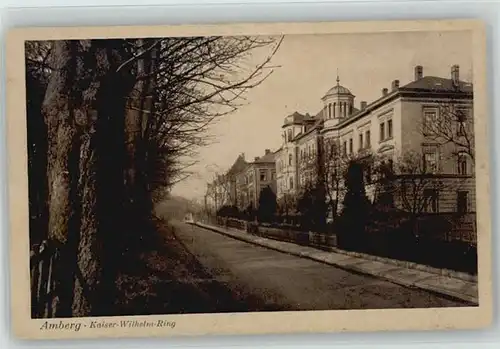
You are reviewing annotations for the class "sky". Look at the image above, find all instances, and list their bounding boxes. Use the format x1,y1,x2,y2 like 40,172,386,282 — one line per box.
170,30,473,202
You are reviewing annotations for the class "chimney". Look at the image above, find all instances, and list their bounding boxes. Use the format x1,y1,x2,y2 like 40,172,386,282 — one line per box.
360,101,367,110
382,88,388,96
414,65,423,80
265,149,271,155
241,152,245,159
451,64,460,86
391,79,400,91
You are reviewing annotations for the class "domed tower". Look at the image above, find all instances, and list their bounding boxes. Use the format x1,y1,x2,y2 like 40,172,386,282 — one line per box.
322,74,355,128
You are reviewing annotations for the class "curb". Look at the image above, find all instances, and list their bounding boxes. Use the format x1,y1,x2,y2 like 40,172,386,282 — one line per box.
257,226,476,282
326,246,477,283
194,222,478,305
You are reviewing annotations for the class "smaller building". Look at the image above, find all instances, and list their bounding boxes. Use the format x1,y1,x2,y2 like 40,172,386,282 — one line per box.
207,149,277,213
275,111,320,200
238,149,277,210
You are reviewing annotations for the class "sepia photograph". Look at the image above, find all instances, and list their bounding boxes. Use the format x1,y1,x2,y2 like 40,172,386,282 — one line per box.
6,20,492,339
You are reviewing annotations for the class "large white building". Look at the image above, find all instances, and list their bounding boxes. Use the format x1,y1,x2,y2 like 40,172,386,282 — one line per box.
275,64,475,218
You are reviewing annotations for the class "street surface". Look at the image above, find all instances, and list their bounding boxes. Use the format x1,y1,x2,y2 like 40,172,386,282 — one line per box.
169,220,468,311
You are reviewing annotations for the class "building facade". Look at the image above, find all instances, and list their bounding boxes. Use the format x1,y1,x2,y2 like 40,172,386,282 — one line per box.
274,64,475,218
209,64,475,224
208,150,277,213
237,149,277,210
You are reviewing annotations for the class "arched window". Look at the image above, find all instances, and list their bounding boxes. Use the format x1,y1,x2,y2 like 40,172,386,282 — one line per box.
289,177,294,189
328,103,332,119
333,102,336,118
457,152,468,175
288,153,293,166
287,129,292,142
349,103,353,115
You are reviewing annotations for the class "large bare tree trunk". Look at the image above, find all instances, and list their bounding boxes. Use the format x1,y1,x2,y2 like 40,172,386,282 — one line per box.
42,40,81,317
43,40,135,317
76,41,135,316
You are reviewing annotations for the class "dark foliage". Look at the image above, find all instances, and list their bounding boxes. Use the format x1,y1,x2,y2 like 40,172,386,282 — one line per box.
257,186,277,223
26,60,50,246
216,205,241,219
244,203,257,221
337,160,372,250
296,184,328,233
26,36,282,318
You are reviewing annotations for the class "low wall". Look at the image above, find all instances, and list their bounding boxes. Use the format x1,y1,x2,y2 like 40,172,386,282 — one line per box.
209,216,476,280
218,218,338,249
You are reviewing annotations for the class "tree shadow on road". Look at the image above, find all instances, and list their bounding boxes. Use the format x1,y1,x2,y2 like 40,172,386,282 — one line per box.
114,217,282,316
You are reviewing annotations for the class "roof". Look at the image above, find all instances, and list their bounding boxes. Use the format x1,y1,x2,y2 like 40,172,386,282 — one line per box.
323,84,353,98
329,76,473,129
283,111,317,127
322,76,354,99
292,110,323,141
253,152,275,164
400,76,473,93
227,154,248,176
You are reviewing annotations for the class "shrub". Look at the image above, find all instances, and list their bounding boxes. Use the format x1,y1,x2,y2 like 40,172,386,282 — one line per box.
337,160,371,250
257,186,277,223
216,205,240,219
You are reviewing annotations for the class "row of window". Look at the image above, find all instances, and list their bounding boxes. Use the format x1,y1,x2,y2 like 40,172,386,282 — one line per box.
422,149,468,175
242,170,277,184
300,144,317,160
284,107,470,162
338,119,392,156
259,169,276,182
423,107,469,137
379,119,393,142
278,176,295,192
325,101,353,119
278,148,467,188
373,189,469,214
341,130,372,156
422,189,469,214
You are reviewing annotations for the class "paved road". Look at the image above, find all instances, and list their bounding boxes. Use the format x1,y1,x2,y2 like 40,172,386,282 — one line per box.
170,220,467,311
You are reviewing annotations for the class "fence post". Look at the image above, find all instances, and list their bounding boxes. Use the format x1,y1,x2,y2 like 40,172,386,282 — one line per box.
30,250,40,318
44,253,55,318
30,240,59,319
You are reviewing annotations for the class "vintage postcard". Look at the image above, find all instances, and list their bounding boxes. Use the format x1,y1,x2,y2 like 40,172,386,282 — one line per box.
5,19,492,340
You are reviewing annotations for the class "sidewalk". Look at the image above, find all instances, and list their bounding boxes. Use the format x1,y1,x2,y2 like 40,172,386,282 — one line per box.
194,222,478,305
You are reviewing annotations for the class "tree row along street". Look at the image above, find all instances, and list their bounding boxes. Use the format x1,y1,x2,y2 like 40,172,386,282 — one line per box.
156,218,467,311
27,37,285,317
